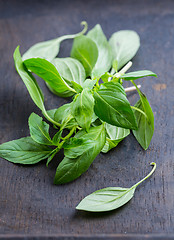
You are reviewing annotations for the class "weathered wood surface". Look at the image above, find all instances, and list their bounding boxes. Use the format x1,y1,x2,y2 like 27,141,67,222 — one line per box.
0,0,173,239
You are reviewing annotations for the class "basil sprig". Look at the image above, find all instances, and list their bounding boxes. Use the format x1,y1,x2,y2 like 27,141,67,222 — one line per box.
0,22,157,213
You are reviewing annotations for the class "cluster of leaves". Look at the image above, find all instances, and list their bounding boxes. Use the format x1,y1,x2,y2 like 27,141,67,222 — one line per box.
0,22,157,210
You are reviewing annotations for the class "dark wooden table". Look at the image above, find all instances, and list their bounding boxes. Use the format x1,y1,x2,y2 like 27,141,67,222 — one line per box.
0,0,174,239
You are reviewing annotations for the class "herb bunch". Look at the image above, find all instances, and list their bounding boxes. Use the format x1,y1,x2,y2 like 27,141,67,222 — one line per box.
0,22,157,191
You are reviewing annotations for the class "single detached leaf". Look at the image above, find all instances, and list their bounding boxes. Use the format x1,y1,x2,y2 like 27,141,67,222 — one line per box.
22,22,88,61
133,91,154,150
14,46,45,112
71,35,98,77
77,187,135,212
122,70,157,81
52,57,86,86
0,137,52,164
54,124,106,184
71,89,94,130
24,58,76,97
87,24,112,78
109,30,140,70
102,123,130,153
28,113,53,145
94,82,137,129
76,163,156,212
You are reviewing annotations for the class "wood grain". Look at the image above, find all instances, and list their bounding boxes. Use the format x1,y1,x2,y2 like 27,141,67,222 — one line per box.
0,0,174,239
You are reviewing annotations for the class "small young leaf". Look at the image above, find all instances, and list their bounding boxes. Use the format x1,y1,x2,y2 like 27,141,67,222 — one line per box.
132,90,154,150
0,137,52,164
87,24,113,78
22,22,88,61
52,57,86,86
76,163,156,212
94,82,137,130
109,30,140,70
29,113,53,145
71,35,98,77
71,89,94,131
54,103,77,130
54,124,106,184
102,123,130,153
122,70,157,81
24,58,76,97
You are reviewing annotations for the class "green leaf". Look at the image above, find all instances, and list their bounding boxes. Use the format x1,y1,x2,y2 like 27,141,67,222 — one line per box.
0,137,52,164
71,35,98,77
76,162,156,212
102,123,130,153
28,113,53,145
24,58,76,97
54,103,77,130
132,90,154,150
122,70,157,81
22,21,88,61
63,138,93,158
94,82,137,130
71,81,83,93
109,30,140,70
71,89,94,131
52,131,62,145
83,79,97,90
13,47,61,127
54,124,106,184
14,46,45,112
87,24,112,78
52,57,86,86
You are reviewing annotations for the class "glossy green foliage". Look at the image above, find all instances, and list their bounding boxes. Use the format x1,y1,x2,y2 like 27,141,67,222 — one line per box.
28,113,53,145
24,58,76,97
87,24,112,78
71,89,94,130
132,89,154,150
22,21,88,61
0,137,52,164
109,30,140,71
54,124,106,184
76,163,156,212
122,70,157,80
52,57,86,86
94,82,137,129
71,35,98,76
102,123,130,153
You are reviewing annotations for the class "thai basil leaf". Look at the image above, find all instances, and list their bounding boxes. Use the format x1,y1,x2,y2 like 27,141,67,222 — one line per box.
54,103,77,130
83,79,97,90
71,89,94,131
46,109,57,119
102,123,130,153
0,137,52,164
52,57,86,86
94,82,137,130
22,22,87,61
28,112,53,145
71,35,98,77
24,58,76,97
132,90,154,150
63,138,94,158
109,30,140,71
71,81,83,93
76,163,156,212
52,131,62,145
14,46,45,112
54,124,106,184
87,24,112,79
122,70,157,81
